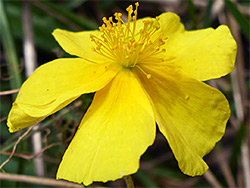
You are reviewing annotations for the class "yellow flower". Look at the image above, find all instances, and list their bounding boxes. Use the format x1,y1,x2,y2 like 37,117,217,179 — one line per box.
7,2,236,186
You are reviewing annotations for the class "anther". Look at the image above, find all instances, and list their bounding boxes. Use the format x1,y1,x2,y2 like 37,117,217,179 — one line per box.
102,17,107,22
155,47,160,51
126,5,133,13
96,45,101,51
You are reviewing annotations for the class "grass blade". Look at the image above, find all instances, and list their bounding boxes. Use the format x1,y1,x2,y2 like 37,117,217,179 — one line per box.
0,1,22,94
224,0,250,40
203,0,214,28
35,0,98,30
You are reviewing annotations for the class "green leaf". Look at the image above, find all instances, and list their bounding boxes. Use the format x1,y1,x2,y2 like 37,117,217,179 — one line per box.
5,2,68,52
187,0,197,29
230,122,247,173
0,1,22,95
135,170,159,188
36,0,98,30
203,0,214,28
224,0,250,40
60,0,88,10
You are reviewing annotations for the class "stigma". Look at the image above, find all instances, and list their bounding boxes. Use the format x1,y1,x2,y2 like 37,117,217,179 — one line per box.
90,2,167,68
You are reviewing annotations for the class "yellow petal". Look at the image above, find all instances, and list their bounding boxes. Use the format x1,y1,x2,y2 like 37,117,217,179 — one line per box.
7,103,44,133
163,25,237,81
137,65,230,176
158,12,184,37
57,69,155,185
8,58,121,132
52,29,109,62
135,12,184,42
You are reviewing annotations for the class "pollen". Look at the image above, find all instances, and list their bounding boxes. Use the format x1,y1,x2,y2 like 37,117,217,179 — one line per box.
90,2,167,69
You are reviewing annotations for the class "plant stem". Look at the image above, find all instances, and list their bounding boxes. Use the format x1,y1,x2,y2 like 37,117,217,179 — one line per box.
124,175,134,188
0,173,83,188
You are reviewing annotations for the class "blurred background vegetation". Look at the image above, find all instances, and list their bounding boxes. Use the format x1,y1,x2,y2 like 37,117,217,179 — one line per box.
0,0,249,187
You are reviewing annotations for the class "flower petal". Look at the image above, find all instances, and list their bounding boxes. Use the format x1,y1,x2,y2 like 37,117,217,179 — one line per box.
7,58,121,132
52,29,109,62
135,12,184,42
163,25,237,81
137,65,230,176
57,69,155,185
7,103,44,133
158,12,184,37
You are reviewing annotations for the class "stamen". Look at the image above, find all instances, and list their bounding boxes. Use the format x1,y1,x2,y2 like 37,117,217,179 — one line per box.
135,65,151,79
132,2,139,36
90,2,167,68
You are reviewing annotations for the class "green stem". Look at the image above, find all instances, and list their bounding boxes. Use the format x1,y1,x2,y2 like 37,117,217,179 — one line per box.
124,175,134,188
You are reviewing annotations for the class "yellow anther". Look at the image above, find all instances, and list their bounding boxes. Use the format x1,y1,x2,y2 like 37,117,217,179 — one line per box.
155,47,160,51
114,12,122,20
90,35,95,42
96,45,101,51
102,17,107,22
136,65,151,79
126,5,133,13
158,38,165,45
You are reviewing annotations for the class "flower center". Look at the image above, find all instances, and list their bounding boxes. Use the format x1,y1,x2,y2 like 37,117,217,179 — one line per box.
90,2,167,69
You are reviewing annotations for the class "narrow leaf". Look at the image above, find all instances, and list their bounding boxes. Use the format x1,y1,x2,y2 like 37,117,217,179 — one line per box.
224,0,250,40
0,1,22,96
